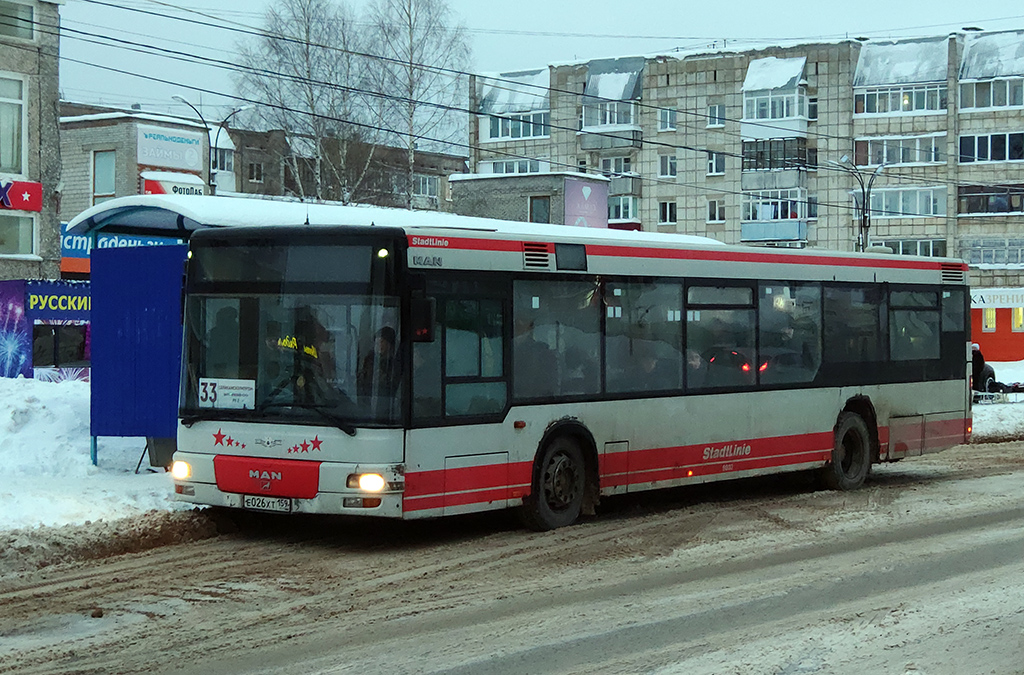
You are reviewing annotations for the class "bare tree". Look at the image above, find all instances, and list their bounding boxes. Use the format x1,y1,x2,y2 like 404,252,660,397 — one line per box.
235,0,380,202
365,0,470,208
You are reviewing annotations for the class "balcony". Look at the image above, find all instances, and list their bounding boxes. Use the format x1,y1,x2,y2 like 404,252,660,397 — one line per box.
741,220,808,243
740,170,807,191
578,127,642,150
608,175,642,196
740,117,808,141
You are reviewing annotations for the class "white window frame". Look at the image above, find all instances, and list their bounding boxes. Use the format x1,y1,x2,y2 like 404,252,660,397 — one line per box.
0,71,26,177
658,108,677,131
91,150,116,205
413,173,439,199
855,133,946,167
601,156,632,177
484,158,546,174
0,1,34,42
657,200,677,225
0,212,36,256
958,132,1024,164
583,101,636,128
608,195,639,221
707,104,726,127
247,162,264,183
743,88,808,121
658,154,677,178
484,110,551,142
854,84,947,117
982,307,996,333
741,188,808,222
706,151,725,176
707,198,726,223
876,239,947,257
869,187,946,219
960,78,1024,111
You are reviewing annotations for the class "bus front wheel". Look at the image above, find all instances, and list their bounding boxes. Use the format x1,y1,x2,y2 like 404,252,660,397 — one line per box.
520,436,586,531
821,412,871,490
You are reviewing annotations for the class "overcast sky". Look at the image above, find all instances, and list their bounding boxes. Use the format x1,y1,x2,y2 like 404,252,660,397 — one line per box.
59,0,1024,120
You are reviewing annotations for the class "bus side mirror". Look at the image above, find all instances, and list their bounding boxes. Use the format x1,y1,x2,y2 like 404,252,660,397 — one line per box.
411,297,436,342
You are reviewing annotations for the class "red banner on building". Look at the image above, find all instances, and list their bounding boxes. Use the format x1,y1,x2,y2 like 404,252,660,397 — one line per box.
0,180,43,212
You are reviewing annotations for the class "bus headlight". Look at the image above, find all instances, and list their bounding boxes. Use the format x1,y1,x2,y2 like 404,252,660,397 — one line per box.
347,473,386,492
171,461,192,480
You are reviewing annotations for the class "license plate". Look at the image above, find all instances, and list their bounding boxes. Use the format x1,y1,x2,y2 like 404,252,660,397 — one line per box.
242,495,293,513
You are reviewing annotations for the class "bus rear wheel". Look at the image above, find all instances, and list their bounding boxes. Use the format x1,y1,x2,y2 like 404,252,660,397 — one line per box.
821,412,871,490
520,436,586,531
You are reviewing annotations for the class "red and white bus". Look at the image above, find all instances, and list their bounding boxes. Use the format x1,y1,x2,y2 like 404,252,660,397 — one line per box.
171,212,972,530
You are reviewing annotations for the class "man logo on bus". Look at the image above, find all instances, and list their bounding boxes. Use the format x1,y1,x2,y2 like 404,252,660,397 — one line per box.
250,470,282,481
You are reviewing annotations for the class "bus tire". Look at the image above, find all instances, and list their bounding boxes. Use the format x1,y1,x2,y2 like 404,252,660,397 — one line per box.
821,412,872,491
520,436,586,531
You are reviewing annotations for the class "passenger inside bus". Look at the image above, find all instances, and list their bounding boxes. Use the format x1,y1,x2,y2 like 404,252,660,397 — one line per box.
358,326,400,398
513,317,557,398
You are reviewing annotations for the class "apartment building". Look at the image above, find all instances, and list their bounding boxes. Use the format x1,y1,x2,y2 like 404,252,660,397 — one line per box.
0,0,62,279
469,30,1024,288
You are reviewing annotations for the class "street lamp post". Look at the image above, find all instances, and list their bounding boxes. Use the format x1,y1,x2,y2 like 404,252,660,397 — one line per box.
171,95,211,193
828,155,885,252
211,105,252,195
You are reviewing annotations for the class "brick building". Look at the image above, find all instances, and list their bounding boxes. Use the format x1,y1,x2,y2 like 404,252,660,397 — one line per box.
469,30,1024,289
0,0,62,280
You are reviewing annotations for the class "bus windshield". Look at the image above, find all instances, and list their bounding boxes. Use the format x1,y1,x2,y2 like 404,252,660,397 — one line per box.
180,237,403,427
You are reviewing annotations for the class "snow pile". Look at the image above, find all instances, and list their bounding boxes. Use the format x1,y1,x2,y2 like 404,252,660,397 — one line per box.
0,377,182,532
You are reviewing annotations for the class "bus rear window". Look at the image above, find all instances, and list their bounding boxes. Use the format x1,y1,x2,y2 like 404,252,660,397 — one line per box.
191,244,373,284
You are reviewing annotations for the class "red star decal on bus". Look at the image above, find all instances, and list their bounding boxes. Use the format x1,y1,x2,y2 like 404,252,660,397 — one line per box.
310,436,323,451
226,437,235,446
213,429,225,445
300,440,310,453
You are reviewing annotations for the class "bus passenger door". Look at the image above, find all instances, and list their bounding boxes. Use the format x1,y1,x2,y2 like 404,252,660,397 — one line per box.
889,415,924,459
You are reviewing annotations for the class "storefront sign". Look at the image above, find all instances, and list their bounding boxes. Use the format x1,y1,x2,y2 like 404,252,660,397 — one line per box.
564,178,608,228
971,288,1024,308
0,179,42,212
142,173,206,197
60,222,184,274
137,124,204,171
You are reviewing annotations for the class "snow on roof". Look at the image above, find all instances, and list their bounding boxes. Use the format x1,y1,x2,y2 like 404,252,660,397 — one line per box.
449,171,609,183
477,69,550,115
208,127,236,151
65,194,725,249
584,57,645,102
961,30,1024,80
742,56,806,92
59,112,208,131
140,171,205,185
854,36,950,87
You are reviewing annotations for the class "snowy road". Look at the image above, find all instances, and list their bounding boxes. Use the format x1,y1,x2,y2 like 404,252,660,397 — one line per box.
1,441,1023,675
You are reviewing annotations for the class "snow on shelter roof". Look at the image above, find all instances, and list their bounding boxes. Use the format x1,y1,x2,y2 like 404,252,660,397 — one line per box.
477,69,550,115
64,194,726,248
583,57,645,102
854,36,949,87
961,30,1024,80
742,57,806,92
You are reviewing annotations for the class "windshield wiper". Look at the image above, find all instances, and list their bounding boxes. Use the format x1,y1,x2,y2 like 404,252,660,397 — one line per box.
255,401,357,437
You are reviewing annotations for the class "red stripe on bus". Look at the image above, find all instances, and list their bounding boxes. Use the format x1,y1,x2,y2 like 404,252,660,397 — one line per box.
407,235,522,252
405,461,532,498
586,244,946,270
624,450,830,487
213,455,321,499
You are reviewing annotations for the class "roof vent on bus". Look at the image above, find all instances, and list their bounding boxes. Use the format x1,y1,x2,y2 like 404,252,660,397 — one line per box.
940,263,965,284
523,242,553,270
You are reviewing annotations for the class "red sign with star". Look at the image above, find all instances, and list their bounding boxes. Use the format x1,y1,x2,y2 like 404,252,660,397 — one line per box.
0,180,42,212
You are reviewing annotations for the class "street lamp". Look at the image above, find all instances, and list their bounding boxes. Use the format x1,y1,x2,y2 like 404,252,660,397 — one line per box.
827,154,885,252
171,95,211,193
211,105,253,195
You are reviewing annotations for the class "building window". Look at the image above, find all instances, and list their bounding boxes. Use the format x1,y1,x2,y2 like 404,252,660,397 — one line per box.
529,196,550,224
808,97,818,120
583,100,635,127
1013,307,1024,333
961,79,1024,110
211,147,233,172
957,185,1024,215
707,104,726,127
959,133,1024,163
742,188,807,221
413,174,439,199
0,76,23,175
601,156,631,177
982,308,996,333
869,187,946,218
706,151,725,175
247,162,263,183
92,150,116,205
487,111,550,140
743,88,807,120
658,200,677,225
707,199,725,223
486,159,543,174
659,154,677,178
0,213,33,254
876,239,947,257
0,1,32,40
855,134,945,166
742,138,816,171
962,238,1024,265
854,84,947,115
608,195,638,220
658,108,677,131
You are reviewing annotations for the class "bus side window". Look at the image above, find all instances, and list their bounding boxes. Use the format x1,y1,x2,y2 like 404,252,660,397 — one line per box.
442,299,506,417
758,283,821,386
823,286,882,363
685,285,756,390
605,281,683,394
890,290,940,361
